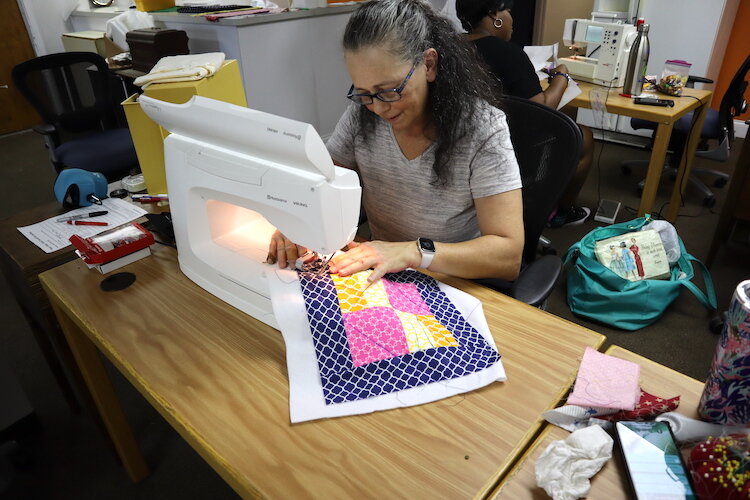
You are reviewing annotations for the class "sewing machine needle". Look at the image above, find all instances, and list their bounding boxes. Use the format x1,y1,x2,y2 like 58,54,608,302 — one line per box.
316,254,333,277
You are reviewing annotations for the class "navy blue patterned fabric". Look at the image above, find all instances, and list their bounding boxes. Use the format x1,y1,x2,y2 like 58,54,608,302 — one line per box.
298,270,500,404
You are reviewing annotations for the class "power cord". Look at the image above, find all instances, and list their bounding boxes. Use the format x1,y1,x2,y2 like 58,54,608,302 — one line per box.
590,80,614,212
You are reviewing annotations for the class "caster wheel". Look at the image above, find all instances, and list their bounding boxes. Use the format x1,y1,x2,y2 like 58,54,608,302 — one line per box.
714,177,728,188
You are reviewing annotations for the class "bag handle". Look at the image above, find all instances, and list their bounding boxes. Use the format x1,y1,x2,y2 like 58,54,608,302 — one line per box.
679,254,717,311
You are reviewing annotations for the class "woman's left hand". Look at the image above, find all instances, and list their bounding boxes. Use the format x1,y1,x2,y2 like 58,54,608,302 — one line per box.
328,240,420,285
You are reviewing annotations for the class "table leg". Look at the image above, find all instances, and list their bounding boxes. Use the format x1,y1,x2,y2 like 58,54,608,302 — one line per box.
665,100,711,222
638,122,673,218
49,301,150,483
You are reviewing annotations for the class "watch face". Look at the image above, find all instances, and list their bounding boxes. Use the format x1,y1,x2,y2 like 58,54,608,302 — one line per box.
419,238,435,252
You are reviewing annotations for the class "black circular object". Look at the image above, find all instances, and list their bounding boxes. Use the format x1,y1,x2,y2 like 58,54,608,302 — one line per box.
109,188,129,199
100,272,136,292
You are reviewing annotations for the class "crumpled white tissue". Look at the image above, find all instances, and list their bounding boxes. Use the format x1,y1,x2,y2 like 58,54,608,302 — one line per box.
535,425,613,500
133,53,226,88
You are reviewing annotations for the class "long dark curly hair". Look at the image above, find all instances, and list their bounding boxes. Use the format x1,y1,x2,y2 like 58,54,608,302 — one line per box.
342,0,499,186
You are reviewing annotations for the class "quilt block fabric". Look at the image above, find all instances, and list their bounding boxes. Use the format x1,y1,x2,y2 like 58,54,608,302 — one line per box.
298,269,501,404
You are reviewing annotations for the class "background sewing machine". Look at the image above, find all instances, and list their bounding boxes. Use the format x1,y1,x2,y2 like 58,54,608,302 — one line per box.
139,95,361,328
561,18,637,87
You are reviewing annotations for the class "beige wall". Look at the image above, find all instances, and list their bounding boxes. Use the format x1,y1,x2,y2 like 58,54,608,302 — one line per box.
533,0,593,57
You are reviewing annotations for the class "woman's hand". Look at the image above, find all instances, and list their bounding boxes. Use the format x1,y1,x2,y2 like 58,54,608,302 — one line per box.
553,63,569,76
266,230,309,269
328,240,420,285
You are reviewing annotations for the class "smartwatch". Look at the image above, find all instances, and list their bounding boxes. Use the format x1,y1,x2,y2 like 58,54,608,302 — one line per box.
548,71,570,83
417,238,436,269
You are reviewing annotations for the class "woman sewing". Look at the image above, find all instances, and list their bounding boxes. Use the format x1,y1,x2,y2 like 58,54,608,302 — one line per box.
268,0,524,286
455,0,595,229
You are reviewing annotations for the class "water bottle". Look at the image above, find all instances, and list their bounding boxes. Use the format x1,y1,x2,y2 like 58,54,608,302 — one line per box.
698,280,750,425
623,21,650,96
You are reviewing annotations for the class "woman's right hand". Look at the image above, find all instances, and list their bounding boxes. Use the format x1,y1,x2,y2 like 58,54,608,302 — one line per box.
266,230,308,269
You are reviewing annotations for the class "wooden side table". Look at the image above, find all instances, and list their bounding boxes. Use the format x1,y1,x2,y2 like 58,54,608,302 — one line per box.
490,345,706,499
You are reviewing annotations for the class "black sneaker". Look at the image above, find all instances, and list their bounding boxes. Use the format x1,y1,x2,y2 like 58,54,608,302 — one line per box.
548,206,591,228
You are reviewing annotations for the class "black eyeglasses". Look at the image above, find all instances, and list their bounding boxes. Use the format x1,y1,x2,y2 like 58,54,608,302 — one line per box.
346,61,419,105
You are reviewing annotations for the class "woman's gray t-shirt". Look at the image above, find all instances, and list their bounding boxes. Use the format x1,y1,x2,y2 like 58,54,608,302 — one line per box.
326,102,521,243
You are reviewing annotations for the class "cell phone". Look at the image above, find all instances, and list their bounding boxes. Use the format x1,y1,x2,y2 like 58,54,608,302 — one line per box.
633,97,675,107
614,420,697,499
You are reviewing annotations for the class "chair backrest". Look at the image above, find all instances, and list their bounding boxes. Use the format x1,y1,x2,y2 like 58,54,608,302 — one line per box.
718,53,750,143
11,52,119,138
501,95,583,264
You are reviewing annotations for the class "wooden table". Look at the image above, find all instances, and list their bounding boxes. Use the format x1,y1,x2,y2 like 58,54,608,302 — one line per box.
490,345,705,499
40,245,605,498
567,82,713,222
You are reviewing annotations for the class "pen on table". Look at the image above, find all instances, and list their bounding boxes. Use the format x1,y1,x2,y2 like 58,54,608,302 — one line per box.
56,210,108,222
66,220,109,226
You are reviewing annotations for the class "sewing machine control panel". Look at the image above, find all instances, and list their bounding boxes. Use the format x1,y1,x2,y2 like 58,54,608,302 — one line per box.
600,29,620,56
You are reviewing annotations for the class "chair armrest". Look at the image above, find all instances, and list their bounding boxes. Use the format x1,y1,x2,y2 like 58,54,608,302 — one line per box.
31,124,60,162
686,75,714,88
32,123,56,136
510,254,563,308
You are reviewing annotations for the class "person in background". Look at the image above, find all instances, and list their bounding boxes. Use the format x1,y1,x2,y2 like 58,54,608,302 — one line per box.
268,0,524,286
455,0,595,228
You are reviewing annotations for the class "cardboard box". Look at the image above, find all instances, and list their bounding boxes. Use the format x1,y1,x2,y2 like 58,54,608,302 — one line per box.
62,31,125,58
122,60,247,195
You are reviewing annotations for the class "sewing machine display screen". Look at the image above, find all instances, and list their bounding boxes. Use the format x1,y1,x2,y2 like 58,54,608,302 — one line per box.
615,421,696,499
584,25,604,44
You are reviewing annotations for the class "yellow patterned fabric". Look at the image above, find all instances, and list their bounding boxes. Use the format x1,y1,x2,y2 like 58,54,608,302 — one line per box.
331,272,458,360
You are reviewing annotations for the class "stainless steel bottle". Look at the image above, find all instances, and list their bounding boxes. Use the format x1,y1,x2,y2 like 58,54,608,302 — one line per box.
623,22,650,96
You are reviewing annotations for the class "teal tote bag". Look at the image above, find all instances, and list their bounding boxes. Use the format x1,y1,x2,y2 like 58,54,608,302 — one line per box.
563,217,717,331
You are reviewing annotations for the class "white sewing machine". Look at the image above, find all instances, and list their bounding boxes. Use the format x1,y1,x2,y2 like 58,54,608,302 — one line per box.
561,18,637,86
138,95,361,328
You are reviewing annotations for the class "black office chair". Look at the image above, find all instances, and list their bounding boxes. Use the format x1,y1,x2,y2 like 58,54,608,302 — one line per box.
11,52,139,182
476,95,583,308
623,54,750,207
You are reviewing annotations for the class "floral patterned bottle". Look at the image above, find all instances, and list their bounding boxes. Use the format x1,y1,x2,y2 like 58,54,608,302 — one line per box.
698,280,750,425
